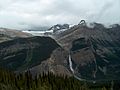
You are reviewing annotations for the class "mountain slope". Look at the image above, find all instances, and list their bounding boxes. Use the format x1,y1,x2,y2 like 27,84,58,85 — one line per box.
0,28,32,43
0,36,59,71
0,23,120,81
54,23,120,80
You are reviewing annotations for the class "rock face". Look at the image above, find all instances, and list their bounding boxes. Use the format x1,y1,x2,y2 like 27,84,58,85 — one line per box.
49,24,69,33
55,23,120,80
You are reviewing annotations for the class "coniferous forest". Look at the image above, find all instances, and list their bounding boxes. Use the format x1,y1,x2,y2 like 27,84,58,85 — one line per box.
0,68,120,90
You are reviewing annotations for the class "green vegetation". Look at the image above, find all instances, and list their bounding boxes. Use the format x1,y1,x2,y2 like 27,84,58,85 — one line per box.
0,68,119,90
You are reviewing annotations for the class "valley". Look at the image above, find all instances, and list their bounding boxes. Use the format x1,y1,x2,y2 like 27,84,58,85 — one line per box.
0,22,120,90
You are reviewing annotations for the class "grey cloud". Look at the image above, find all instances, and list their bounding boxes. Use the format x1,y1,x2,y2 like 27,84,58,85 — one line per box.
0,0,120,29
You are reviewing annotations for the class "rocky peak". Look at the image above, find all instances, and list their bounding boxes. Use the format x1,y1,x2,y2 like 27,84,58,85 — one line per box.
49,24,69,33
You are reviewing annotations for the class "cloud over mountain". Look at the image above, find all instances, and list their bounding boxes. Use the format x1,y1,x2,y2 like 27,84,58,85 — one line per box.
0,0,120,29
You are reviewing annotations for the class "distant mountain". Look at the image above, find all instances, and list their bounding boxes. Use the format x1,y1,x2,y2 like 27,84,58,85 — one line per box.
0,28,32,43
22,24,70,36
48,24,69,33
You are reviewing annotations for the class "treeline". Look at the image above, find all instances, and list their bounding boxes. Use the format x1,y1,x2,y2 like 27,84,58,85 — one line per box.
0,68,120,90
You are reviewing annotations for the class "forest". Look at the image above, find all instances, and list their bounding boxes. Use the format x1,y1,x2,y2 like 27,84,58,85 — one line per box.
0,68,120,90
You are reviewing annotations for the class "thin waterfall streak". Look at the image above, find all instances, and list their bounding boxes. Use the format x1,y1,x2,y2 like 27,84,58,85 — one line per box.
69,54,74,73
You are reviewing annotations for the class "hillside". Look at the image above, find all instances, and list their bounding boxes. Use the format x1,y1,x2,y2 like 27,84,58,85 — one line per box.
0,36,59,72
0,23,120,82
54,22,120,81
0,28,32,43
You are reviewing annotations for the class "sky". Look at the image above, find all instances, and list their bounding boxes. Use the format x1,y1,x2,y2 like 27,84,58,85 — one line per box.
0,0,120,29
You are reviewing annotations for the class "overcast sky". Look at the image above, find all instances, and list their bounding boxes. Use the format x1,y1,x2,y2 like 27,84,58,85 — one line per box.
0,0,120,29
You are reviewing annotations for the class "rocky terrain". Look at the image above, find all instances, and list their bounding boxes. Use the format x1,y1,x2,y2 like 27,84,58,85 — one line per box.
0,22,120,82
54,21,120,81
49,24,69,33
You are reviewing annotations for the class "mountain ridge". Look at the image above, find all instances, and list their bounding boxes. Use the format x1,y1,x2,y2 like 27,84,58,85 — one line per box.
0,22,120,81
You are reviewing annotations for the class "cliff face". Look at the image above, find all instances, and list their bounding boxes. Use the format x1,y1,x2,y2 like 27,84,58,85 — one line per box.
55,23,120,80
0,36,59,72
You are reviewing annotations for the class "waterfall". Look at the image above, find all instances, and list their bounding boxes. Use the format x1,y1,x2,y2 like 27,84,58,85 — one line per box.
68,54,96,83
69,54,74,73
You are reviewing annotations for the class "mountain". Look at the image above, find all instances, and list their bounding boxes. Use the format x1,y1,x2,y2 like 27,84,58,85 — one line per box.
0,28,71,76
48,24,69,33
54,21,120,81
0,22,120,82
0,28,32,43
0,36,59,72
